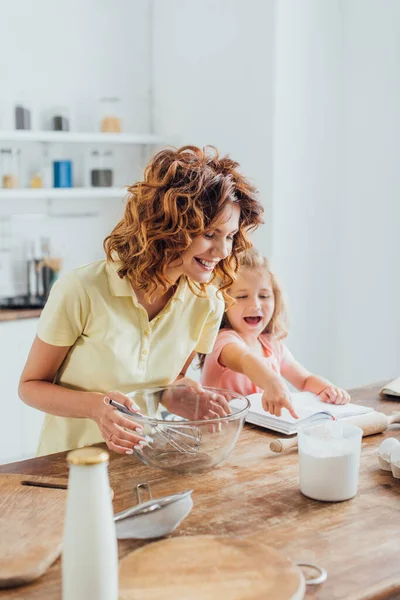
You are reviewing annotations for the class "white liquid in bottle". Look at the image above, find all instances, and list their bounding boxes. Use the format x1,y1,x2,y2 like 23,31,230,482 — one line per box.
62,447,118,600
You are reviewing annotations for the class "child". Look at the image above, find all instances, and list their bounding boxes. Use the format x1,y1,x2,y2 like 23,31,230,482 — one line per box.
19,146,264,456
200,249,350,418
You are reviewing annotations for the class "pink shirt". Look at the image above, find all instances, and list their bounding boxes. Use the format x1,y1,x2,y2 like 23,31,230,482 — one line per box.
200,328,292,396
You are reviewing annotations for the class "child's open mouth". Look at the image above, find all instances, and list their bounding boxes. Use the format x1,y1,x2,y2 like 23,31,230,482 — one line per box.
243,316,262,325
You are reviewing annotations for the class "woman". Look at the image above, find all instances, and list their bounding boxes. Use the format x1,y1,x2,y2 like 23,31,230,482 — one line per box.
19,145,263,456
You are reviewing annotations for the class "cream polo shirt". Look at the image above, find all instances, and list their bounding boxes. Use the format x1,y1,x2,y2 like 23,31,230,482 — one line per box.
36,259,224,456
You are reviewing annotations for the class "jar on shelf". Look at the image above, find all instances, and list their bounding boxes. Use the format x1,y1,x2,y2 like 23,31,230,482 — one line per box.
51,105,70,131
30,172,43,188
98,97,122,133
90,149,114,187
40,106,71,131
1,148,20,188
15,104,31,130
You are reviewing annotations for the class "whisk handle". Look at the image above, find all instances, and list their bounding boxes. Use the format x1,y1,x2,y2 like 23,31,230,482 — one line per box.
108,398,136,417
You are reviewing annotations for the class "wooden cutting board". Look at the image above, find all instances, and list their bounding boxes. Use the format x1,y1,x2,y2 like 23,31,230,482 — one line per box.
0,474,68,588
119,535,305,600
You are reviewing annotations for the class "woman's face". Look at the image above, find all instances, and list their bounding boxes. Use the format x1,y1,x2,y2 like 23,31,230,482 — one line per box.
168,203,240,284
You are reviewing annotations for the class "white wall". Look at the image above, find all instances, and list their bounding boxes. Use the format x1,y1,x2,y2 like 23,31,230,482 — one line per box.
152,0,275,256
335,0,400,386
272,0,400,388
153,0,400,388
271,0,343,377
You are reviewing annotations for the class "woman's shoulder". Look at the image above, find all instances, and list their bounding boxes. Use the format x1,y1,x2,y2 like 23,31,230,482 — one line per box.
186,280,225,312
72,259,108,281
52,260,108,298
66,260,108,287
206,284,225,310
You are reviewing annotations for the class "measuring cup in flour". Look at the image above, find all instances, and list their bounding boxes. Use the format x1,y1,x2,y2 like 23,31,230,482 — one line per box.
298,421,362,502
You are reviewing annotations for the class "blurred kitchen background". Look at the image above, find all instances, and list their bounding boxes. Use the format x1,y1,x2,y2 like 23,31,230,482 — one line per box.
1,0,399,463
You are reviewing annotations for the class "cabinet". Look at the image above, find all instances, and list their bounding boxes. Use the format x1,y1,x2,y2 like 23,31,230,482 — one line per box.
0,318,44,464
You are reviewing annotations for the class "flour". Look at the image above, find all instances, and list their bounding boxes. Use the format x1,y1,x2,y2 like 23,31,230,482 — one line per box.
298,421,362,502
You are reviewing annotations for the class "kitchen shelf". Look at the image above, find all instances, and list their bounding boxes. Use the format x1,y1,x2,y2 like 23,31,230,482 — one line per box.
0,187,127,200
0,131,163,145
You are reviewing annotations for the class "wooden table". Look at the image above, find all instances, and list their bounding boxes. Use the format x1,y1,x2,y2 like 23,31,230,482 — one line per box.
1,381,399,599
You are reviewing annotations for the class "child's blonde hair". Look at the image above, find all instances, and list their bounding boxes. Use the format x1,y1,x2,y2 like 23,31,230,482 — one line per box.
198,248,288,368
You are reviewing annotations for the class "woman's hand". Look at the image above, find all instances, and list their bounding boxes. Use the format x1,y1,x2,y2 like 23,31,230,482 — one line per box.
261,378,298,419
161,378,231,420
318,386,351,405
92,390,147,455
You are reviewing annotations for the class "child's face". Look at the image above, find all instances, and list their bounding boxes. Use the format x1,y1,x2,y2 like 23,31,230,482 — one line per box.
226,268,275,337
167,203,240,284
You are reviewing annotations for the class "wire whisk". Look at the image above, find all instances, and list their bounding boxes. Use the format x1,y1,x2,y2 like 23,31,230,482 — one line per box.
108,399,202,455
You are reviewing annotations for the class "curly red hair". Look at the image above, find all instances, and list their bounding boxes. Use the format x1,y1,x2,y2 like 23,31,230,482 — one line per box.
104,145,264,299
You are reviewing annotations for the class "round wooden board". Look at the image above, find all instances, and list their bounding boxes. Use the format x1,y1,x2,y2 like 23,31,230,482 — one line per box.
119,535,305,600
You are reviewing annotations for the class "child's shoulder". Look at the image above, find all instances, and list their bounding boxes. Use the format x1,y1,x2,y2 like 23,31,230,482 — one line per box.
259,332,283,350
216,328,245,345
259,333,290,359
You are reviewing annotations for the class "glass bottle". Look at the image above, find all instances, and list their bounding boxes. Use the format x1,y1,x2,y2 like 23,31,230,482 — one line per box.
62,447,118,600
41,145,53,188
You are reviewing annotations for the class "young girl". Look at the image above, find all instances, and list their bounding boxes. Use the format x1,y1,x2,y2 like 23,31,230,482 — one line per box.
19,146,263,456
201,249,350,418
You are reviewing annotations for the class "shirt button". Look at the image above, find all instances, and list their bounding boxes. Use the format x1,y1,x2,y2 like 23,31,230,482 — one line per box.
142,349,148,356
144,330,150,337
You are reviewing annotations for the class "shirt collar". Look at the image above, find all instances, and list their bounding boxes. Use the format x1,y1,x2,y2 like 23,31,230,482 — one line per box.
106,260,187,302
106,261,136,297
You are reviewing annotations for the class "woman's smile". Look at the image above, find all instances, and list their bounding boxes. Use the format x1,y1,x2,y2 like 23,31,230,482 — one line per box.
194,257,218,271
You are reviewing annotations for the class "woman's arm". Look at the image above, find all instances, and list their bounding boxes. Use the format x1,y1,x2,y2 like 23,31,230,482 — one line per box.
280,355,350,404
19,336,147,454
19,336,101,418
220,342,298,417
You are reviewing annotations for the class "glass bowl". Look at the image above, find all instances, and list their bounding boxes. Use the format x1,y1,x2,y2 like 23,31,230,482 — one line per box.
125,386,250,474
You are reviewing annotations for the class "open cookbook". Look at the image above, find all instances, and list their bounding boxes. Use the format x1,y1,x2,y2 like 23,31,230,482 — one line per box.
245,391,374,435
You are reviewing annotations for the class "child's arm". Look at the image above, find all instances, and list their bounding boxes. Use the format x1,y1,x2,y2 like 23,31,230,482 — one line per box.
220,342,299,418
280,354,351,405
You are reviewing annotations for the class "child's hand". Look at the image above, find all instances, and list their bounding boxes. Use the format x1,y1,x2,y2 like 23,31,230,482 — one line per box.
318,386,351,405
262,379,299,419
162,378,231,420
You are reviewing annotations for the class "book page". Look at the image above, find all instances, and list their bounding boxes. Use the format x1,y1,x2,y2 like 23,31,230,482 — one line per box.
247,391,373,425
